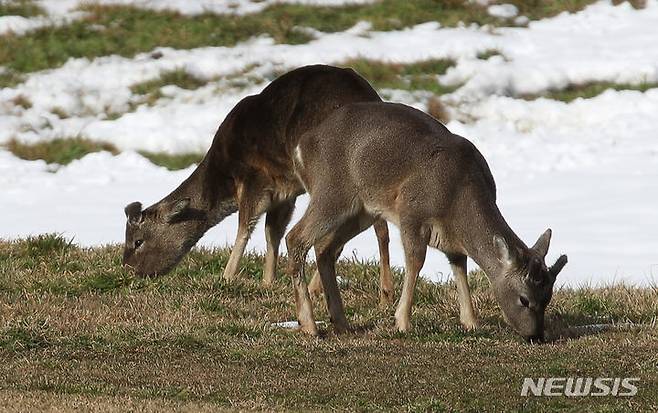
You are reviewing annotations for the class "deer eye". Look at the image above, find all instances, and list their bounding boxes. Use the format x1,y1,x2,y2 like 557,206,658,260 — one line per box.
519,296,530,308
134,239,144,249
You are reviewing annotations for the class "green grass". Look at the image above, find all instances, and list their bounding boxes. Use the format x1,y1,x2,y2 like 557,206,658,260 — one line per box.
50,106,69,119
477,49,504,60
138,151,204,170
4,138,119,165
0,0,43,17
3,137,204,170
344,58,457,94
0,0,600,76
130,69,208,105
525,81,658,102
0,70,24,88
20,233,73,257
0,235,656,411
501,0,600,21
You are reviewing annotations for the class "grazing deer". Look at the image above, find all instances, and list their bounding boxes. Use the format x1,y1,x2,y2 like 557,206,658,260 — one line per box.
122,65,394,305
286,101,567,341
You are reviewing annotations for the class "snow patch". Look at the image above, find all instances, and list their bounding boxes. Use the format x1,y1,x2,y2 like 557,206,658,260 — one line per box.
487,3,518,19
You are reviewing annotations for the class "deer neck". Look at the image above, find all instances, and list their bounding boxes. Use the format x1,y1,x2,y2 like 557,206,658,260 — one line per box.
460,200,528,281
163,154,238,229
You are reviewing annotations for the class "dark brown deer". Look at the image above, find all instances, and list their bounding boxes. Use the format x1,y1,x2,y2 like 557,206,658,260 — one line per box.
122,65,394,305
286,101,567,340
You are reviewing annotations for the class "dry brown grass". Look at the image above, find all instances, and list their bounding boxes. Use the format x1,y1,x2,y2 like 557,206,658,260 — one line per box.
612,0,647,9
0,389,229,413
0,235,657,411
426,96,451,124
10,94,32,109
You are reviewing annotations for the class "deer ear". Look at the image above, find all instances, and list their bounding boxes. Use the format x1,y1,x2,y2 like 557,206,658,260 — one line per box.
124,202,143,223
493,235,514,267
532,228,552,258
549,254,568,279
166,198,191,222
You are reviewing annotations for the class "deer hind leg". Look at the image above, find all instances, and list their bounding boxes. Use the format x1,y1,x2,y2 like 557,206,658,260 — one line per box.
447,253,478,331
394,221,429,333
307,268,324,299
262,200,295,287
285,203,352,335
373,218,394,307
309,218,393,305
314,213,375,334
307,246,344,299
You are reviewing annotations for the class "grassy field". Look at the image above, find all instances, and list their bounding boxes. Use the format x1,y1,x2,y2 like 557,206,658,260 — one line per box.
0,0,602,77
0,235,656,411
2,2,658,409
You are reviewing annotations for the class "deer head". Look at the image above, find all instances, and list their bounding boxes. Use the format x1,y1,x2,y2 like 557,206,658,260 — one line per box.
491,229,568,342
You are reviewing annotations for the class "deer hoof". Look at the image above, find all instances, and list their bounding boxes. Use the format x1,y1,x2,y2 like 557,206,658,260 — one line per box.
460,317,479,332
300,322,319,336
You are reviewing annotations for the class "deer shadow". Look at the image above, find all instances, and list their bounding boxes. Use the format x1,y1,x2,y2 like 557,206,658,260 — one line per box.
544,313,649,342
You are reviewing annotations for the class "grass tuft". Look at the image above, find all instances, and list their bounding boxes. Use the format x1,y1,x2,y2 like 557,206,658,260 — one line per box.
51,107,69,119
524,81,658,102
0,0,44,17
343,58,457,94
22,234,74,257
0,69,24,88
476,49,503,60
3,137,205,170
0,0,600,75
10,94,32,109
426,96,451,124
4,138,120,165
130,69,208,105
612,0,647,9
502,0,599,21
138,151,204,170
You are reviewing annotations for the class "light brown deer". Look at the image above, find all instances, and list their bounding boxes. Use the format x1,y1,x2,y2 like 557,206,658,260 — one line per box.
286,101,567,341
122,65,394,305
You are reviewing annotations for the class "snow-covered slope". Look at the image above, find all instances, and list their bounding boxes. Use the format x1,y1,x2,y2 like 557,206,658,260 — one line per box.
1,1,657,286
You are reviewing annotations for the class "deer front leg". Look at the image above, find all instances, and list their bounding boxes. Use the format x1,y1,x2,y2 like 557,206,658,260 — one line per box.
222,185,269,281
285,214,319,336
222,223,251,281
373,218,394,307
394,222,428,333
448,254,478,331
262,200,295,287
